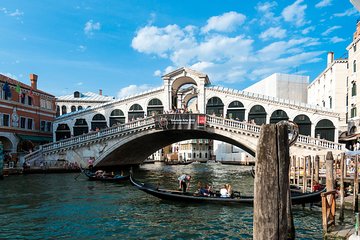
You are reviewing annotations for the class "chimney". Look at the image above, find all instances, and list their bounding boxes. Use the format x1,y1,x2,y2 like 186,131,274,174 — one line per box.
99,89,102,96
327,52,334,67
30,74,38,89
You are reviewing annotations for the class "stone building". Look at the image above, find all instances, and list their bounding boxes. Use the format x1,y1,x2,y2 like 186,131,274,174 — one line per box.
0,73,56,166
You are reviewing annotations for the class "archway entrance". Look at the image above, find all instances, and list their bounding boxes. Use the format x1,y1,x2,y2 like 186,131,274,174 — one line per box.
73,118,89,136
128,104,144,121
315,119,335,141
55,124,71,141
294,114,311,136
147,98,164,116
270,110,289,124
248,105,266,125
206,97,224,117
226,101,245,121
91,114,107,130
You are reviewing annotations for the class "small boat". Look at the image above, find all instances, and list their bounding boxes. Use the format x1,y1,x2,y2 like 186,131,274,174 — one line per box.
130,174,325,205
83,169,129,182
164,161,192,165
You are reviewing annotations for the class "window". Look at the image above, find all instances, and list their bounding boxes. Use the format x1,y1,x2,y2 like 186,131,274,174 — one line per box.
46,122,51,132
3,114,9,126
40,121,46,131
20,117,26,128
354,60,357,73
322,100,325,107
352,82,357,97
329,97,332,109
351,107,357,118
355,44,357,52
71,106,76,112
27,118,33,130
28,96,32,106
21,94,25,104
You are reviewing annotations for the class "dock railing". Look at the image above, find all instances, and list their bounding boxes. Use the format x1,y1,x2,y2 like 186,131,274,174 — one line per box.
321,190,337,233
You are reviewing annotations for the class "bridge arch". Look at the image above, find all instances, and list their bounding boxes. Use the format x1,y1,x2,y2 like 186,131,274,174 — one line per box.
294,114,311,136
91,114,107,130
315,119,335,141
248,105,266,125
226,100,245,121
95,128,257,167
270,109,289,124
206,97,224,117
0,136,14,153
110,109,125,126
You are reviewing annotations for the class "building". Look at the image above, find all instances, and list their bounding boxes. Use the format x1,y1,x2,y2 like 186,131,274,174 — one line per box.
243,73,309,103
56,90,114,117
0,73,56,166
307,52,348,131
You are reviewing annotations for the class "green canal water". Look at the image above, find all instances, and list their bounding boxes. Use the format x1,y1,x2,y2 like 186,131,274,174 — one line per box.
0,163,322,239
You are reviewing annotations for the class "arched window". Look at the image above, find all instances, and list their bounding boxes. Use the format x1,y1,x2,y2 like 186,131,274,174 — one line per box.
61,105,67,115
71,106,76,112
73,118,88,136
294,114,311,136
147,98,163,116
56,105,60,117
269,110,289,124
128,104,144,121
352,82,357,97
206,97,224,117
78,106,83,111
248,105,266,125
354,60,357,73
226,101,245,120
315,119,335,141
55,124,71,141
74,91,80,98
110,109,125,126
91,114,107,130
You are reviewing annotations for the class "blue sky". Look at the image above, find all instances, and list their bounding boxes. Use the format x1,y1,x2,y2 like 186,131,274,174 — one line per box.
0,0,358,98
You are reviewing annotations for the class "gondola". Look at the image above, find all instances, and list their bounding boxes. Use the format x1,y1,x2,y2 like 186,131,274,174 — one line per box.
83,169,129,182
130,174,326,205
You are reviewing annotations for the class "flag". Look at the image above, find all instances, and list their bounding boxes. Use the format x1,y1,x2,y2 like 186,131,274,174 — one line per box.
15,83,21,93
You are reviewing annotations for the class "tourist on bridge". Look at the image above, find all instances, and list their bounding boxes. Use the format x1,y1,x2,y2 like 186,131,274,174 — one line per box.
178,174,191,193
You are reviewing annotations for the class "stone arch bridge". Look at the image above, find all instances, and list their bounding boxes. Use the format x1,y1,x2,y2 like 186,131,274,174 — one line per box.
25,114,344,168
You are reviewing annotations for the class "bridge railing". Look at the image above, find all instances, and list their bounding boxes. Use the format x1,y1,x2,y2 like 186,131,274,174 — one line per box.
206,115,344,151
40,116,156,153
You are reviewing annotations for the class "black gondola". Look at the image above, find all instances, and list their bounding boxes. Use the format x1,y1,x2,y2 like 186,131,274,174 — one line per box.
130,174,325,205
83,169,129,182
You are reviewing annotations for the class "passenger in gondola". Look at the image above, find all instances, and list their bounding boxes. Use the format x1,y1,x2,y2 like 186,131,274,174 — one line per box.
197,182,210,196
178,174,191,193
313,181,322,192
220,184,232,197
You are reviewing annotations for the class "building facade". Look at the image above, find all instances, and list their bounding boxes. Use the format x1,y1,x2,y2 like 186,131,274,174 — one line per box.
0,73,56,166
243,73,309,103
308,52,348,131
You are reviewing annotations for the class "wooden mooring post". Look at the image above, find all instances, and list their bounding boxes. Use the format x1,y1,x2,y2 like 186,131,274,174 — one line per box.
354,155,359,213
339,153,345,222
253,123,294,240
315,155,320,184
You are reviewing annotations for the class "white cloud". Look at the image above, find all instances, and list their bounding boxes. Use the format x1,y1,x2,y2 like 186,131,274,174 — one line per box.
315,0,332,8
255,2,280,25
329,36,346,43
201,11,246,33
259,27,287,40
84,20,101,36
117,84,156,99
282,0,308,27
77,82,83,86
334,8,358,17
302,26,315,34
153,70,161,77
0,8,23,18
321,26,341,36
131,25,196,58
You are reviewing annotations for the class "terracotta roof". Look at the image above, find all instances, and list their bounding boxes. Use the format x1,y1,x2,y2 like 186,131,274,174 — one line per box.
0,74,55,97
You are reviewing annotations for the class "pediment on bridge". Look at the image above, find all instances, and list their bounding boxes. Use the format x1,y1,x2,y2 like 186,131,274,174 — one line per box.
162,67,210,84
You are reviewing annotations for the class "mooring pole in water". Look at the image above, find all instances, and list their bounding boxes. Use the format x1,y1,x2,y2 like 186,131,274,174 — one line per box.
315,155,320,184
253,123,294,240
0,141,3,180
354,155,359,213
326,152,334,192
339,153,345,223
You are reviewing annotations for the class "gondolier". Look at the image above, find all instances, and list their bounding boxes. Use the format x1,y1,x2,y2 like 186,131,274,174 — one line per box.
178,174,191,193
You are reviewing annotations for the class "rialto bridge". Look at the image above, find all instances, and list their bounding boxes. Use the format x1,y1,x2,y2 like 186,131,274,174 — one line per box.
23,67,345,167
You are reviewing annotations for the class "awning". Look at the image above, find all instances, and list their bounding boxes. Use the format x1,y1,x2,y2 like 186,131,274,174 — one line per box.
17,134,52,143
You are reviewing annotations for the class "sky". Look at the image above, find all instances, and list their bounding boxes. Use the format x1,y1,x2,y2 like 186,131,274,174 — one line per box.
0,0,358,99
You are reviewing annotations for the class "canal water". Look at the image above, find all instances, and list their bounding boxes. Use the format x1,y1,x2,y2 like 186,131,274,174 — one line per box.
0,163,322,239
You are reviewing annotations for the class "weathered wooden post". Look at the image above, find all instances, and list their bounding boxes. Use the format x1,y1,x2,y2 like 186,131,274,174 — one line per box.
311,156,314,192
354,155,359,213
315,155,320,184
297,157,300,187
303,156,308,193
253,123,293,240
326,152,334,191
339,153,345,222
